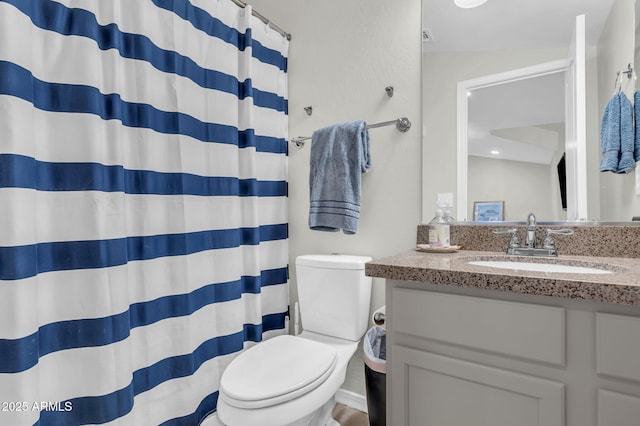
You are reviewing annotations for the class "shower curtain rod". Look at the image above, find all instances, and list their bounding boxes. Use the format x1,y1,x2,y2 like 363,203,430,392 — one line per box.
291,117,412,148
231,0,292,40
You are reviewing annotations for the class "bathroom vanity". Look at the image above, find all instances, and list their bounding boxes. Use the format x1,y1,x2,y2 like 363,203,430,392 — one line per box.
366,224,640,426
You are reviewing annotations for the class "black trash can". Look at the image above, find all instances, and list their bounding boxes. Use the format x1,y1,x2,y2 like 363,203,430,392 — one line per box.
363,325,386,426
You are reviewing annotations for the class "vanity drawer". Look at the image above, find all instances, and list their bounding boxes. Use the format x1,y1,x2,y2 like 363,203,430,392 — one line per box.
392,288,565,365
596,312,640,382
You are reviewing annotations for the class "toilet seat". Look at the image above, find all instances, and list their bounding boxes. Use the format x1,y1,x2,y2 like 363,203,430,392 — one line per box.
219,335,337,409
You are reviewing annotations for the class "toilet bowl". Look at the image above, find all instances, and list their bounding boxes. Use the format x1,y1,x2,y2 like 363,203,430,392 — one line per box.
214,254,372,426
216,331,358,426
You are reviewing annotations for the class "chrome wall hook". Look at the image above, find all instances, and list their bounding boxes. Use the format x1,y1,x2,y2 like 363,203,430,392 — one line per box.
304,106,313,116
385,86,394,97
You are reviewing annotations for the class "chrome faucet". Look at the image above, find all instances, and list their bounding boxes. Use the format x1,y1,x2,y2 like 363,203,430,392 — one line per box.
525,213,537,248
493,212,574,257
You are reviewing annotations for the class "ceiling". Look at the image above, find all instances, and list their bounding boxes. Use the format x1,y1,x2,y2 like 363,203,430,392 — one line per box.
422,0,616,52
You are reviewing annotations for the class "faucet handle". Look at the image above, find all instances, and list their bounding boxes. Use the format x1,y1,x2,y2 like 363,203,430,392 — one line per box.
542,228,574,250
493,228,520,251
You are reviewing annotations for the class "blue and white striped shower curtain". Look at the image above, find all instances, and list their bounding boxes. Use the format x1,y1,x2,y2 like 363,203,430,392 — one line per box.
0,0,289,424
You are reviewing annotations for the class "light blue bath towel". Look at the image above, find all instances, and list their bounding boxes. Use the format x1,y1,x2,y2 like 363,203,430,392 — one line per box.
617,92,635,173
600,93,621,172
308,120,370,234
600,92,635,173
635,90,640,162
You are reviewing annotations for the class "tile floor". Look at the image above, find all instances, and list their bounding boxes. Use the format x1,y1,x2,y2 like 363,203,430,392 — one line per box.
332,403,369,426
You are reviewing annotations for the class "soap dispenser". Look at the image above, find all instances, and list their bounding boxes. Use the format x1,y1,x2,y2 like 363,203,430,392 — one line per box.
428,207,450,248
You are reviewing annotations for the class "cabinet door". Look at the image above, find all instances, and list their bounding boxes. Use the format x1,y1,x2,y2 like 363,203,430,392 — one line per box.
391,345,564,426
598,389,640,426
596,313,640,382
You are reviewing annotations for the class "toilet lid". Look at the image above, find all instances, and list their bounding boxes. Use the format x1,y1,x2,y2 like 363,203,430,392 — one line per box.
220,335,337,409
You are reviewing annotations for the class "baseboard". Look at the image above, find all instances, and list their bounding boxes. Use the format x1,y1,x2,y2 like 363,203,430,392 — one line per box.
335,389,368,413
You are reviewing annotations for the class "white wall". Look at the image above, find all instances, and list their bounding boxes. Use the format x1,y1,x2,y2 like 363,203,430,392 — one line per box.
468,156,560,222
249,0,423,395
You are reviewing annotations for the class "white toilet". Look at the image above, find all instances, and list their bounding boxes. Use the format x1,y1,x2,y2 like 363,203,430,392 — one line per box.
215,254,373,426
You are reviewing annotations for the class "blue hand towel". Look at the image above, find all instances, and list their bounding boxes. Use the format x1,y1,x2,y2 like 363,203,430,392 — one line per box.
617,92,635,173
308,120,370,234
600,92,636,173
600,93,621,172
634,90,640,162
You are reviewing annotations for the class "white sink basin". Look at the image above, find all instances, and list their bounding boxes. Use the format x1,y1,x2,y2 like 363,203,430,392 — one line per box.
467,260,613,275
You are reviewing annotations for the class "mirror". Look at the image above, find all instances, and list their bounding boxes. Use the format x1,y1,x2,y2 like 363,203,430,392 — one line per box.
422,0,636,223
459,62,569,222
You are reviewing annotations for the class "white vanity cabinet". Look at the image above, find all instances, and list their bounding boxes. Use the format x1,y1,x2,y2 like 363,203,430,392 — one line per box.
386,280,640,426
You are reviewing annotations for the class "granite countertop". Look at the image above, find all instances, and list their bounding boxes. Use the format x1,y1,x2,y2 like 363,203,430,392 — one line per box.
365,249,640,306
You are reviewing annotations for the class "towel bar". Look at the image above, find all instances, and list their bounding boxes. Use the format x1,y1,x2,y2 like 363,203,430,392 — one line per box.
291,117,411,148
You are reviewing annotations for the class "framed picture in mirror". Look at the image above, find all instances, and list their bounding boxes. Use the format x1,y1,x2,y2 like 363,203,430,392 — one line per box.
473,201,504,222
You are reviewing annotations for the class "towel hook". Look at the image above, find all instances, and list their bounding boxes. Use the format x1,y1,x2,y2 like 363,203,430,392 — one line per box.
385,86,394,97
614,72,622,93
614,64,634,93
304,106,313,116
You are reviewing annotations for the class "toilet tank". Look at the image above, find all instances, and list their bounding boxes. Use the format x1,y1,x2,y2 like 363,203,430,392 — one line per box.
296,254,373,341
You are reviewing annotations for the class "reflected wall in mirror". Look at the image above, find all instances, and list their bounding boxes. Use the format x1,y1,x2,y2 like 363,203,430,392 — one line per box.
422,0,636,223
